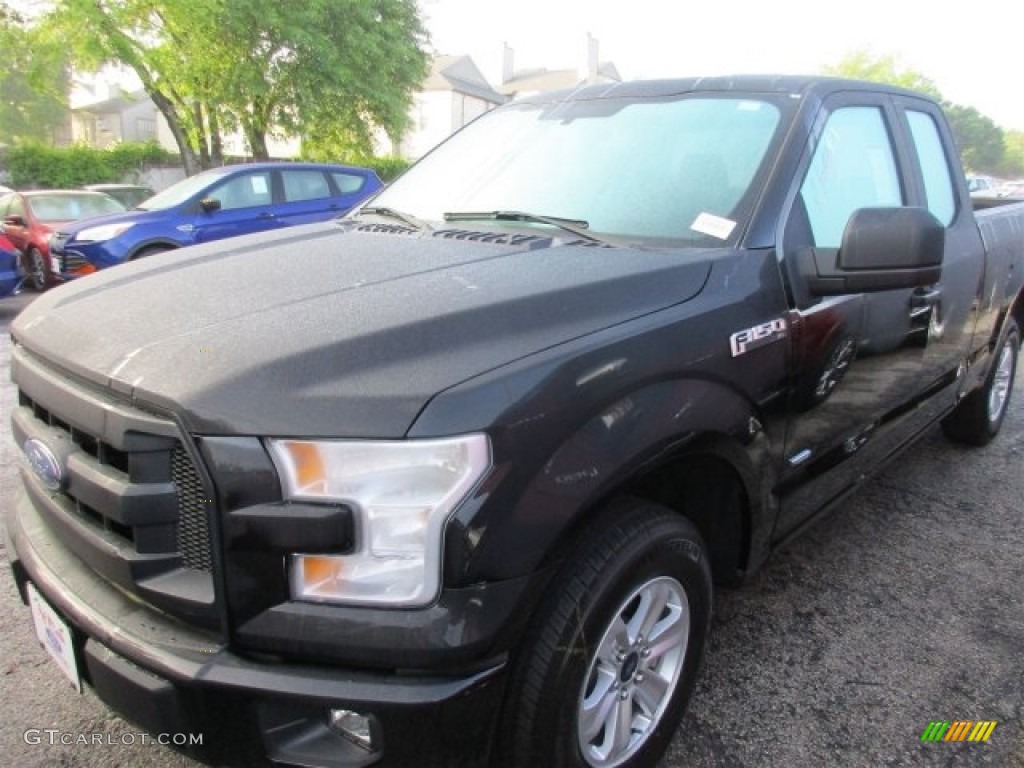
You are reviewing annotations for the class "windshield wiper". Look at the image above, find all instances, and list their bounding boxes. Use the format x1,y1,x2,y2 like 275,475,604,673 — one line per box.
443,210,619,246
355,206,433,232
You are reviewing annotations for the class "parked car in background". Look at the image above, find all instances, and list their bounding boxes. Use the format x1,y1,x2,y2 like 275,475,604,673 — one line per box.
997,180,1024,199
0,231,23,299
84,183,155,208
966,174,1001,197
51,162,383,277
0,190,126,290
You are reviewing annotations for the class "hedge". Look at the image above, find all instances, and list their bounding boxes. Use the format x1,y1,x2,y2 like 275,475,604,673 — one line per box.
1,141,413,188
4,141,174,189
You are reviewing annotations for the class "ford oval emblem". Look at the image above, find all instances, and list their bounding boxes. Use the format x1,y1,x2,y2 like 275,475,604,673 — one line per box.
23,438,66,491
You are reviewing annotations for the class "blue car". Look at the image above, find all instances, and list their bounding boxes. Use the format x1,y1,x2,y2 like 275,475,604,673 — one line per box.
1,232,23,298
51,162,382,276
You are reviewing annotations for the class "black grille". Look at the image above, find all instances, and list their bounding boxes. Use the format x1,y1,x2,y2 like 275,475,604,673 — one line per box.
12,345,218,625
173,448,213,572
59,250,90,273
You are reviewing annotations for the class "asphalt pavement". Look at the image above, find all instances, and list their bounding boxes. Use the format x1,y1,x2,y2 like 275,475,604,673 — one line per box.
0,291,1021,767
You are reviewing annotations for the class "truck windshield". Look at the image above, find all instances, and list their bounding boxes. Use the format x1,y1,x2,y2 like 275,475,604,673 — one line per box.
372,94,783,246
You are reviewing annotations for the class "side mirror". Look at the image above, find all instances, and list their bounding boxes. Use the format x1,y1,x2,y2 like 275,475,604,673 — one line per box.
800,207,944,295
199,197,222,213
4,214,25,227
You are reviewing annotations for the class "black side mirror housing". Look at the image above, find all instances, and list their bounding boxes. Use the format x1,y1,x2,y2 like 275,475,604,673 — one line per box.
200,197,222,213
800,207,944,295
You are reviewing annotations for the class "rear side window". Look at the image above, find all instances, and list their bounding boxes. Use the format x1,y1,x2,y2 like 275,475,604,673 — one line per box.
282,170,331,202
331,172,367,195
800,106,903,248
906,111,956,226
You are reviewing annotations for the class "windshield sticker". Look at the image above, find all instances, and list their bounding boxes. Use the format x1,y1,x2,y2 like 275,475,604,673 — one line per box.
738,101,764,111
691,212,736,240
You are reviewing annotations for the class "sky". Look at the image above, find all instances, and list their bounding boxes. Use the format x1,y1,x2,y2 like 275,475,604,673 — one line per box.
421,0,1023,132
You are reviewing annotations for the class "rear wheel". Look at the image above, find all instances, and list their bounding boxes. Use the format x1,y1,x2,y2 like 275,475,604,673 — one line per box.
942,317,1019,446
497,498,712,768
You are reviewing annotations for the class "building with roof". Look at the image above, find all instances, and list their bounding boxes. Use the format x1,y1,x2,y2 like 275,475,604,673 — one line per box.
499,34,621,100
396,55,507,159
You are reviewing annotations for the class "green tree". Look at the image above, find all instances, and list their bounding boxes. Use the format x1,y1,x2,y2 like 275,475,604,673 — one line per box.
824,50,942,98
211,0,428,160
0,5,70,145
825,50,1005,174
1001,131,1024,177
45,0,428,173
945,104,1005,174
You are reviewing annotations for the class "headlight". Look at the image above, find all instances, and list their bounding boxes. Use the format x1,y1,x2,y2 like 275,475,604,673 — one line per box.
267,434,490,607
75,222,135,242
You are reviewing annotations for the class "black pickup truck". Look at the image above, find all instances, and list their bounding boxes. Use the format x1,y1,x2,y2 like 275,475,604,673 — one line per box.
7,77,1024,768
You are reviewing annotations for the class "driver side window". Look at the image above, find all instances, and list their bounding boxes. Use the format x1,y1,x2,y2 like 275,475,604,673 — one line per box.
800,107,903,248
210,172,273,211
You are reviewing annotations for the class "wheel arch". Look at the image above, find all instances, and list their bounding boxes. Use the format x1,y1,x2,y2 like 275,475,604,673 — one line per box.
1010,285,1024,342
127,239,180,260
472,373,779,590
543,432,761,590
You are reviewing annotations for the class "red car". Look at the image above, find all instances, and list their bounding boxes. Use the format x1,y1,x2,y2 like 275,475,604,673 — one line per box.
0,189,125,290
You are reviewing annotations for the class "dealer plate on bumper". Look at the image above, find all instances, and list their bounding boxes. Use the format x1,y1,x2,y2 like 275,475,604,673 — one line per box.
27,583,81,693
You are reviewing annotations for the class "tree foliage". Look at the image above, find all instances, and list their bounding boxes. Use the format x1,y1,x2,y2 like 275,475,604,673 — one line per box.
945,104,1005,173
825,50,1006,174
44,0,428,173
824,50,942,99
1001,132,1024,178
0,5,70,145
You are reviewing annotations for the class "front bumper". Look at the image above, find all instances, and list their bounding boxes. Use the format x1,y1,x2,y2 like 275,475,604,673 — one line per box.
8,489,506,767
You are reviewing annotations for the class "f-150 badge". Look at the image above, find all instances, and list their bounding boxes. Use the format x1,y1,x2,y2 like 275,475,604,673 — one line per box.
730,318,787,357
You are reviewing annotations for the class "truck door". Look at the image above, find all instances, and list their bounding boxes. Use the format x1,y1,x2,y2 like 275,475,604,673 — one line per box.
774,94,968,539
892,97,987,388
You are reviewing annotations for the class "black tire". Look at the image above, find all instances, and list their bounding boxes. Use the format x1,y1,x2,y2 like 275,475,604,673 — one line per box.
131,245,173,260
497,498,712,768
942,317,1019,446
26,247,48,291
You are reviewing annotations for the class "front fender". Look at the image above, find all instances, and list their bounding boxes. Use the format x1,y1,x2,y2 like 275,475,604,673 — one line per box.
436,374,776,585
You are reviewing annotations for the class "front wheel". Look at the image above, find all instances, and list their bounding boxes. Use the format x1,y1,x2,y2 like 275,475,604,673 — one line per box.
131,245,174,260
942,317,1019,446
26,247,48,291
497,498,712,768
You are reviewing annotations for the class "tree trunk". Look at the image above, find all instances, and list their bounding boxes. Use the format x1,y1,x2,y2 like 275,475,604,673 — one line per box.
208,108,224,166
148,88,201,175
245,122,270,160
193,102,210,169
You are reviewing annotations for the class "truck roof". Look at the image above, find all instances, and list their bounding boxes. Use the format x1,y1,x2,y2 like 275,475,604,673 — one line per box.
518,75,937,105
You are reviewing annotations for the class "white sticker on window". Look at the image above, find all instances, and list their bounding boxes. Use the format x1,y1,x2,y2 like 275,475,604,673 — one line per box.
691,212,736,240
251,176,268,195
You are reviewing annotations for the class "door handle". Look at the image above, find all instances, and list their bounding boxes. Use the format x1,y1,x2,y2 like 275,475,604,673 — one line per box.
910,287,941,320
910,287,941,308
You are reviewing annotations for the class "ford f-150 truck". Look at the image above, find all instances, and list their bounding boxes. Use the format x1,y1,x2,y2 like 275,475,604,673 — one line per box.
7,76,1024,768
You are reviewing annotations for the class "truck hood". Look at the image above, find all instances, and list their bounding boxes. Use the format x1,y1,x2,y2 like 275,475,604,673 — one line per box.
13,222,714,437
